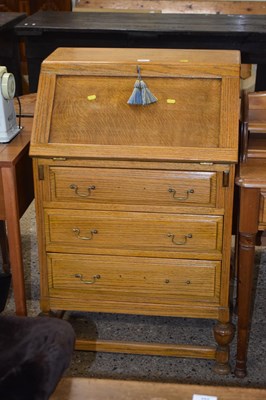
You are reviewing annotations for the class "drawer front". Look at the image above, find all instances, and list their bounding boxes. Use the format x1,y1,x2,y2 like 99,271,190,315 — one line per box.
45,209,223,258
49,167,217,208
260,191,266,225
47,254,221,304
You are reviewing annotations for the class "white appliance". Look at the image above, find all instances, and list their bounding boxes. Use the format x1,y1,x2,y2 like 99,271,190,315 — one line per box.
0,66,21,143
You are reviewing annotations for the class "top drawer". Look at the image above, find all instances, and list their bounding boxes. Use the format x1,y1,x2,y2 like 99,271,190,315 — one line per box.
49,167,217,208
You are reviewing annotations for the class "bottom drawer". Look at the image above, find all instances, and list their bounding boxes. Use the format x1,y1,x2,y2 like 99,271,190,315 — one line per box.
47,254,221,307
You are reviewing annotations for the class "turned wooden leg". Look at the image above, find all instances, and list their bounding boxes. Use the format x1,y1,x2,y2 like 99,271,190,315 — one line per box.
234,231,257,378
234,186,260,378
213,321,235,374
2,166,27,315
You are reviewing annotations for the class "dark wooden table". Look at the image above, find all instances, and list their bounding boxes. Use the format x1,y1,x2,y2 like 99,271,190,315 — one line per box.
0,95,35,315
235,157,266,378
0,12,26,96
15,11,266,92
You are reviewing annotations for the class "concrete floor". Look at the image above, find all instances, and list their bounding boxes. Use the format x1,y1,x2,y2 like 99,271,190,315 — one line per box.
2,201,266,388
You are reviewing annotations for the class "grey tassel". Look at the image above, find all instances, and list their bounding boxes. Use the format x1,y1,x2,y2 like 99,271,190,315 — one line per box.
127,66,157,106
140,80,158,105
127,79,142,105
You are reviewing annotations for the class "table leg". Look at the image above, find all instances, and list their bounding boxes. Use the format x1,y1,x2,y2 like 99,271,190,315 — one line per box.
2,166,27,316
234,186,260,378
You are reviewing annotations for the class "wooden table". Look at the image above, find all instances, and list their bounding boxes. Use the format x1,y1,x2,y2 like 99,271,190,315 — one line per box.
15,11,266,92
0,12,26,96
51,377,266,400
0,96,35,315
234,157,266,378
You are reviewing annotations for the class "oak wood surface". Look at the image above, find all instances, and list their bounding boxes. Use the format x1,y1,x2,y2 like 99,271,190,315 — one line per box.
31,48,239,371
48,254,221,304
44,209,223,257
49,167,217,207
51,377,266,400
31,47,240,163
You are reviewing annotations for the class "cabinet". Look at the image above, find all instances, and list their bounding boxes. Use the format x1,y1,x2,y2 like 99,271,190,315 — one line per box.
30,48,240,373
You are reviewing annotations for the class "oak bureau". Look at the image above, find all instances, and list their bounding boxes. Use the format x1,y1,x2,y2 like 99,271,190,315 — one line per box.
30,48,240,373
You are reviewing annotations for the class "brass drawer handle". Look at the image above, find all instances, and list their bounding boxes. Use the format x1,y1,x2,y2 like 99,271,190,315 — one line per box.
167,233,192,245
72,273,101,285
168,188,194,201
69,184,96,197
72,228,98,240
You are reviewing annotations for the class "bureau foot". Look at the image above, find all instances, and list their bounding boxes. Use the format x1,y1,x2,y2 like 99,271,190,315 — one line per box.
213,322,235,374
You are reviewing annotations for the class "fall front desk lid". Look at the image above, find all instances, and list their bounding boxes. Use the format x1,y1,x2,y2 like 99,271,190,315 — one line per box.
30,48,240,162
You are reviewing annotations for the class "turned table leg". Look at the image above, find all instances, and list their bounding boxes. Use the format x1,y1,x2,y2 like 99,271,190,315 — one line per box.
234,186,260,378
2,166,27,316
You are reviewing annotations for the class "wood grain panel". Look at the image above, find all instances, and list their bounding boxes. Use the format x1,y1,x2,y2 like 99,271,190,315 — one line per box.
49,76,221,149
47,253,221,303
49,167,216,207
44,209,223,258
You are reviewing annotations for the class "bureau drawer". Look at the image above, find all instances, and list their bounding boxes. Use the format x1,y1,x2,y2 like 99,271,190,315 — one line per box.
49,167,217,208
45,209,223,258
47,254,221,305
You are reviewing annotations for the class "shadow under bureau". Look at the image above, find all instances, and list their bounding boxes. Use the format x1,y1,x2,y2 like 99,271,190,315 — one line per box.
30,47,240,374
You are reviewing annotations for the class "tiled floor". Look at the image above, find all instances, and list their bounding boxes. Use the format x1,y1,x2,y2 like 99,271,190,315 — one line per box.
2,201,266,387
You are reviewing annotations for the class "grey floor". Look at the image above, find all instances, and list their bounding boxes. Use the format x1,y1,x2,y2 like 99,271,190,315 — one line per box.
3,201,266,388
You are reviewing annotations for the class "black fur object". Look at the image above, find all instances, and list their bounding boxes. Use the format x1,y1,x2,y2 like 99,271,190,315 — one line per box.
0,316,75,400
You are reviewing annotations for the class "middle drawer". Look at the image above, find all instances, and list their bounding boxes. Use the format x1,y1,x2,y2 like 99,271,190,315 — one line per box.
45,209,223,259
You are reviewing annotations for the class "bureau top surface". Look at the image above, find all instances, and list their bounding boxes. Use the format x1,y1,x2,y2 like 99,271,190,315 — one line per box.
43,47,240,69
